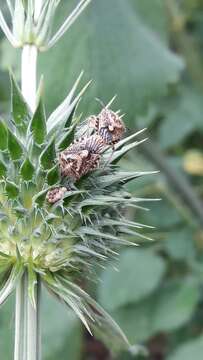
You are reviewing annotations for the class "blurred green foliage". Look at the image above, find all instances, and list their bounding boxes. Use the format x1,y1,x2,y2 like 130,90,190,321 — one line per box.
1,0,203,359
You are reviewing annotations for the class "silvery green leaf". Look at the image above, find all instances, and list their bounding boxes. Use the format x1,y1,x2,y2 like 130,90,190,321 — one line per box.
47,0,92,49
97,171,158,188
0,120,8,151
12,0,25,43
0,263,24,306
109,138,148,164
6,0,14,16
0,8,19,47
47,72,90,134
56,276,130,350
114,128,147,150
36,0,56,46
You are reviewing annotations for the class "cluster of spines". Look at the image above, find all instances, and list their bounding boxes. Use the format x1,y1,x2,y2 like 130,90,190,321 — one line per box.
47,105,126,203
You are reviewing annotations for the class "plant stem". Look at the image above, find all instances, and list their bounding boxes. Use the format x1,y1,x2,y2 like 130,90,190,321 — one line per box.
27,275,41,360
21,44,38,111
14,43,40,360
14,272,27,360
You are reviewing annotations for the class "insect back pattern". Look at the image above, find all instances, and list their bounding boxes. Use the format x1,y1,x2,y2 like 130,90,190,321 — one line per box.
59,135,104,181
47,101,126,204
88,106,126,146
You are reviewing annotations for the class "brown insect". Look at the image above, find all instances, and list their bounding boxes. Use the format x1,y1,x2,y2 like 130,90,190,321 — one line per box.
59,135,105,181
46,187,67,204
88,103,125,147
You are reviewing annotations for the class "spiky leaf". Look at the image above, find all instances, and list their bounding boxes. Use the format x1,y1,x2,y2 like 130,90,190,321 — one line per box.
34,188,49,206
20,158,35,181
0,120,8,151
47,164,60,186
0,160,6,178
10,74,30,127
58,117,81,151
7,129,23,160
40,139,56,170
30,99,47,145
5,181,19,199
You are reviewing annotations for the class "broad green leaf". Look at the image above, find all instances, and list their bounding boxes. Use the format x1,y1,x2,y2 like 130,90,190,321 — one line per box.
158,89,203,149
20,158,35,181
131,0,169,42
163,228,196,261
0,160,6,178
167,336,203,360
39,0,183,120
30,99,47,145
7,129,23,160
5,181,19,199
0,120,7,150
140,199,182,228
152,278,199,333
112,277,199,344
98,249,166,310
47,164,60,186
112,300,154,344
40,139,56,170
10,73,30,127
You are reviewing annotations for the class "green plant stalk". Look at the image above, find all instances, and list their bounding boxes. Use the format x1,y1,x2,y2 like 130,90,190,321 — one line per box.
14,272,26,360
27,275,41,360
14,43,41,360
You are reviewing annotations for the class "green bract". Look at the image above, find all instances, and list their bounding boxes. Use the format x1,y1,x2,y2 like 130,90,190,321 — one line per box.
0,72,153,346
0,0,92,50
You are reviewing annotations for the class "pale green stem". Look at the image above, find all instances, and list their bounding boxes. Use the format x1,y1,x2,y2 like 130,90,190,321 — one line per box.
14,272,27,360
14,42,40,360
21,44,38,112
27,275,41,360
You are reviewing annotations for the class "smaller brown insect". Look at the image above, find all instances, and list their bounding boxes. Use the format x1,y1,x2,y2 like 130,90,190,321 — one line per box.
46,187,67,204
88,99,126,147
59,135,104,181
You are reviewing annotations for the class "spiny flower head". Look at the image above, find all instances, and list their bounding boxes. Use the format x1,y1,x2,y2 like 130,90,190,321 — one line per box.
0,73,154,346
0,0,92,50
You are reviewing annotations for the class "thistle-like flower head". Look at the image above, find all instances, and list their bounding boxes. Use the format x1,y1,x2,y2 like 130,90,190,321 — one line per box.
0,73,154,347
0,0,91,50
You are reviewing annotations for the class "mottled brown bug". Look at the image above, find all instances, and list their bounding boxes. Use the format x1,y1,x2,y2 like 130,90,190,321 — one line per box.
88,102,125,146
59,135,105,181
46,187,67,204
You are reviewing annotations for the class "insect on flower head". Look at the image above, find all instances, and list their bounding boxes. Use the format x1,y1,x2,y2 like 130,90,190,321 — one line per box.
59,135,105,181
46,187,67,204
87,99,126,146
